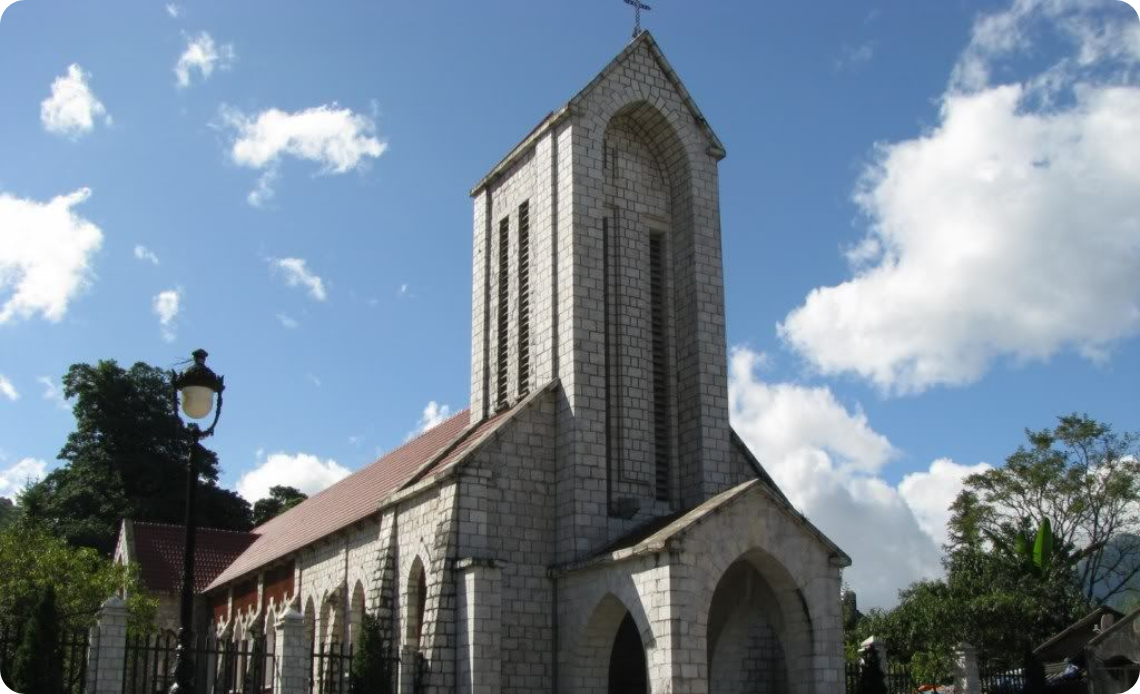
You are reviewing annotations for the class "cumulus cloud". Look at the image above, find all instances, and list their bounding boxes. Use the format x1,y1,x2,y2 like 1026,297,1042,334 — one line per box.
899,458,992,549
40,64,110,138
270,257,327,301
0,188,103,325
165,3,181,18
0,375,17,401
276,312,299,329
780,0,1140,395
152,289,180,342
0,457,46,499
408,401,451,440
218,104,386,205
729,347,981,608
235,452,351,503
175,32,235,89
134,245,160,265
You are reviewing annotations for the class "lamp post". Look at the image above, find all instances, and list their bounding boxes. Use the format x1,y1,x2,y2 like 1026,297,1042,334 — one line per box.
169,348,225,694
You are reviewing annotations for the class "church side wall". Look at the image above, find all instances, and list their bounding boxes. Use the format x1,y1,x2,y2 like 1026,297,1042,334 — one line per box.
457,390,559,694
394,482,460,693
295,519,384,644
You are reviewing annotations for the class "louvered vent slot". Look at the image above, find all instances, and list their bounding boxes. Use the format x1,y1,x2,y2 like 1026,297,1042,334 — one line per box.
517,201,531,396
497,216,510,408
650,233,670,501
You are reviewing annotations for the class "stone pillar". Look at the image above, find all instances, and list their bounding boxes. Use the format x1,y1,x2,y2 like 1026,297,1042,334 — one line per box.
455,558,501,694
953,642,981,694
85,596,129,694
274,607,308,694
399,646,420,694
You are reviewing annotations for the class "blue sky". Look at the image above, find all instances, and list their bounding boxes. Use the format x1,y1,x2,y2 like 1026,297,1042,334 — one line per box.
1,0,1138,607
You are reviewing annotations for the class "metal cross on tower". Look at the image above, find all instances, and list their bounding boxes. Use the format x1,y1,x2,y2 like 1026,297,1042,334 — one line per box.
623,0,652,38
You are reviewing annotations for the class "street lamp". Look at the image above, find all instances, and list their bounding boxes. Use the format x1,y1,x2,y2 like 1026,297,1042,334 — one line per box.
169,348,225,694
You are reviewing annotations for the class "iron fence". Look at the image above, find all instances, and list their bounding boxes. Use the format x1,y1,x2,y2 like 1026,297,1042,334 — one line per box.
979,660,1027,694
309,641,351,694
0,622,90,694
845,660,917,694
122,632,273,694
307,640,403,694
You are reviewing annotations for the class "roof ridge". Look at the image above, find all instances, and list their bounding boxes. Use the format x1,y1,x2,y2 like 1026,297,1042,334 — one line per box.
132,520,258,537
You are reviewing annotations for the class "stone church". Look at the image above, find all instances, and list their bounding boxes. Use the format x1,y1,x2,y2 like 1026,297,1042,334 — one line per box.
182,31,849,694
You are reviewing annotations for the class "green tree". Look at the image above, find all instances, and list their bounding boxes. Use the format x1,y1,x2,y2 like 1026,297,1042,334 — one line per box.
948,414,1140,606
251,486,308,527
0,497,17,530
9,585,63,694
20,360,252,553
0,523,156,633
350,611,395,694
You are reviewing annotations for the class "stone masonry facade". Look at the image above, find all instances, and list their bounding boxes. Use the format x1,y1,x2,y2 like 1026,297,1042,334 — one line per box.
184,32,851,694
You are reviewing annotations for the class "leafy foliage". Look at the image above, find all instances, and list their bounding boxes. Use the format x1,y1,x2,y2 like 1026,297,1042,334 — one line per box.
0,523,156,633
0,497,17,530
9,585,63,694
252,486,308,527
350,611,395,694
948,414,1140,605
20,360,252,553
843,416,1136,681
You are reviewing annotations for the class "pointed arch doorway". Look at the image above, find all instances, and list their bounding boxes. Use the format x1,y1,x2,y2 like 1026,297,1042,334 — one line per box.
608,612,648,694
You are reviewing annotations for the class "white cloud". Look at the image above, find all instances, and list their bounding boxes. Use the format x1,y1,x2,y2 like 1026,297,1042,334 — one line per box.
235,452,351,503
950,0,1140,94
306,373,322,387
408,401,450,440
219,104,386,205
398,283,409,297
780,1,1140,396
0,375,17,401
175,32,235,89
276,312,299,329
729,347,978,608
0,457,46,500
899,458,992,549
40,64,110,138
133,245,160,265
247,168,278,208
152,289,180,342
0,188,103,324
165,3,180,18
36,375,68,411
270,257,327,301
835,41,876,71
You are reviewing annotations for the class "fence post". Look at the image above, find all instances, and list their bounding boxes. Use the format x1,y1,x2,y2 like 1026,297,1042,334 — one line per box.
953,642,981,694
274,606,307,694
85,596,129,694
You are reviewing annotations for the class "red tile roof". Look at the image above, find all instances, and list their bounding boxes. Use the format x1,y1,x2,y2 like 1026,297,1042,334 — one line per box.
207,407,512,591
131,522,258,594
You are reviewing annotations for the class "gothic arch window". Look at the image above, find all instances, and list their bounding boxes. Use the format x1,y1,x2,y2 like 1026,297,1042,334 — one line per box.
601,101,684,505
405,556,428,651
349,580,366,647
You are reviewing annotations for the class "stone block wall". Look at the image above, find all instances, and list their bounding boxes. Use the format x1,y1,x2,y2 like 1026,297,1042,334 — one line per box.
458,390,558,694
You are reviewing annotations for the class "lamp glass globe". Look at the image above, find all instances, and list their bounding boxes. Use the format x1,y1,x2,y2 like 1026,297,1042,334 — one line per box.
181,385,215,420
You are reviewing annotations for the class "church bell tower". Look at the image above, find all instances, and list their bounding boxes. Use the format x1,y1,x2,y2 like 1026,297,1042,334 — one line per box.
467,32,738,560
